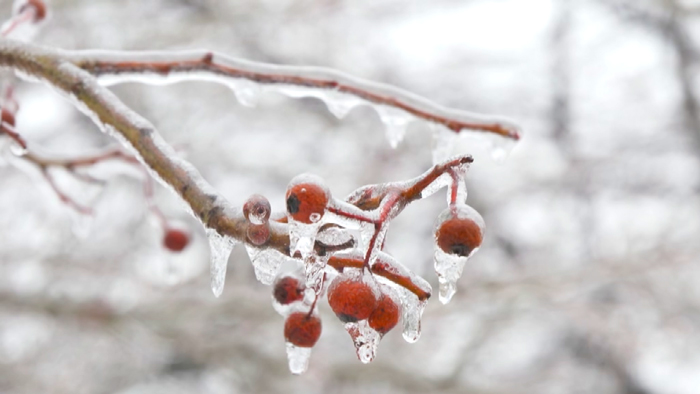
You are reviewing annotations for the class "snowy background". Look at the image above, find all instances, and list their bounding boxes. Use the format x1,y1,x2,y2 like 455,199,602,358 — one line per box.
1,0,700,393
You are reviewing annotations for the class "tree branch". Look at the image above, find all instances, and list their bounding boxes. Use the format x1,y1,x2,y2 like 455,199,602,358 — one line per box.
65,49,521,140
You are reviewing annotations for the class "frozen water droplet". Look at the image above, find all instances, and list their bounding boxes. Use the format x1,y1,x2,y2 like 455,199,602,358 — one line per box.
272,85,362,119
431,125,457,164
227,79,261,108
316,224,354,247
377,106,410,149
243,194,271,225
400,291,427,343
488,134,517,162
286,342,312,375
309,213,321,223
433,248,470,304
245,245,284,285
207,229,237,297
324,94,361,119
288,219,321,259
345,320,381,364
9,142,27,157
455,128,519,163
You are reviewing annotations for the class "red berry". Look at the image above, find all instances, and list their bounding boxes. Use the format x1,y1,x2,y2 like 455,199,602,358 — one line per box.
1,109,15,128
274,276,305,305
369,294,400,335
19,0,46,22
243,194,271,225
284,312,322,348
163,229,189,252
285,175,329,224
327,275,377,323
435,206,484,257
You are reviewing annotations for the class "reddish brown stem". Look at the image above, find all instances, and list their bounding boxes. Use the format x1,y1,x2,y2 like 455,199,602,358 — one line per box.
40,168,93,215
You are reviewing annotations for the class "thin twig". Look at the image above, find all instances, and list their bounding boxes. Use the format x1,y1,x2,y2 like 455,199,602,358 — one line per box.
68,51,521,140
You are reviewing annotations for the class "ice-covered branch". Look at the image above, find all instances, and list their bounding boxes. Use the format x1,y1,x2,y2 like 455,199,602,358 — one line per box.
66,49,521,141
0,38,503,370
0,39,274,251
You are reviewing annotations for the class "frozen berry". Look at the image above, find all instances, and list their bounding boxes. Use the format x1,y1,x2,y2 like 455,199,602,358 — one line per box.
435,206,484,257
163,228,189,252
368,294,400,335
327,275,377,323
285,174,329,224
1,109,15,127
243,194,271,225
284,312,322,348
247,223,270,246
19,0,46,22
274,276,305,305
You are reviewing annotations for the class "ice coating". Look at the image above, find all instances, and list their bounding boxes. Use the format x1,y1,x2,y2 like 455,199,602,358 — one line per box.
446,162,469,205
288,219,322,259
345,320,381,364
433,204,484,304
330,250,432,301
365,223,389,268
270,265,313,316
315,224,355,248
399,289,427,343
303,254,328,292
67,48,522,146
420,172,452,200
376,105,411,148
433,248,471,304
207,229,237,297
244,246,284,285
286,342,312,375
431,125,458,164
226,79,261,108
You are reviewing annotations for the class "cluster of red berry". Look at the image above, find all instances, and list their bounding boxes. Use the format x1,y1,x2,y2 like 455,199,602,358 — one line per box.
242,167,484,371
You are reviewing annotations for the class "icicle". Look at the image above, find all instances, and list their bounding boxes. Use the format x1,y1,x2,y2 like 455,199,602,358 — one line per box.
272,85,363,119
206,229,237,297
226,79,261,108
244,246,284,285
433,248,470,304
400,290,427,343
323,93,362,119
431,125,457,164
484,132,518,162
286,342,312,375
345,320,381,364
288,219,322,259
376,106,411,148
420,173,451,200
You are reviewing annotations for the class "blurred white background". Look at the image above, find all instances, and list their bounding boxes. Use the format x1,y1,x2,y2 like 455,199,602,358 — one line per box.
1,0,700,393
